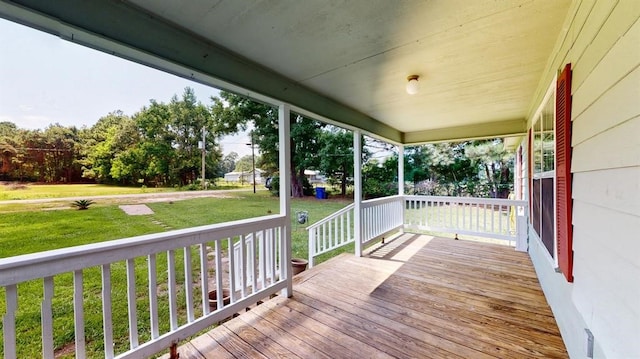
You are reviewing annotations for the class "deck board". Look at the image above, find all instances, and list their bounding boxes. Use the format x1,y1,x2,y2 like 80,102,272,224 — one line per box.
163,234,568,358
236,309,333,359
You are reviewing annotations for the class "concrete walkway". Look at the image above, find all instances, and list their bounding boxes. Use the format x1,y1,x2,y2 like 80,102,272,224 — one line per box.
119,204,155,215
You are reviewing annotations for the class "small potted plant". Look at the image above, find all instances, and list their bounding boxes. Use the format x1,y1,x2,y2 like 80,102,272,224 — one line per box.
208,288,231,310
291,258,309,275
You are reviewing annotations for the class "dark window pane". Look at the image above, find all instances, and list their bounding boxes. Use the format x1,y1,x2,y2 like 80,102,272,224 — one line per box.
532,178,555,258
541,177,555,258
532,179,541,237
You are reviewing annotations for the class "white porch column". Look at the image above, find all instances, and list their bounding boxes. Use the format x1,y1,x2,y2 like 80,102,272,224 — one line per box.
398,145,404,196
398,144,405,233
353,130,362,257
278,103,293,297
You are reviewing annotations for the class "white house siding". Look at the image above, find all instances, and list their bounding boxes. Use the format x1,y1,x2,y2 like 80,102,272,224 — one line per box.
524,1,640,358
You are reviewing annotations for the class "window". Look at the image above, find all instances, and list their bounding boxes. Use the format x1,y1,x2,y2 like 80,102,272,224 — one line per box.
531,81,557,262
529,64,573,282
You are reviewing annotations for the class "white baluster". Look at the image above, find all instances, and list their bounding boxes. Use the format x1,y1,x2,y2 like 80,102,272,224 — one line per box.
200,243,209,315
240,234,247,298
251,232,258,293
73,270,86,358
227,237,236,303
126,258,139,348
492,203,496,233
260,230,267,290
183,246,194,323
167,250,178,331
3,284,17,359
148,253,159,339
42,277,54,359
215,240,224,309
270,228,277,284
101,265,114,359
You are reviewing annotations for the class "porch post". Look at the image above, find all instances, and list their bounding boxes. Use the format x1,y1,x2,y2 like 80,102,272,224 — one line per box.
398,144,405,233
278,103,293,297
515,146,523,200
353,130,362,257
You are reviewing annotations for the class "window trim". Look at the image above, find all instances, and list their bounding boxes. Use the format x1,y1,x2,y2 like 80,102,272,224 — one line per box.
530,79,558,267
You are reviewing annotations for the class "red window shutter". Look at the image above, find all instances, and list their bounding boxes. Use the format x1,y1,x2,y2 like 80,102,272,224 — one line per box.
528,128,533,223
556,64,573,282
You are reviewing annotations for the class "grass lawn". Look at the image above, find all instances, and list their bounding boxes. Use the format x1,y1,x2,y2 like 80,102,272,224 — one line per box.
0,183,173,201
0,182,254,201
0,191,351,358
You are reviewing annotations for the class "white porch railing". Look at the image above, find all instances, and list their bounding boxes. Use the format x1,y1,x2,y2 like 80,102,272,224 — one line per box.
306,204,354,268
0,215,289,359
361,195,405,246
305,196,405,267
306,195,529,268
404,195,527,248
232,230,278,290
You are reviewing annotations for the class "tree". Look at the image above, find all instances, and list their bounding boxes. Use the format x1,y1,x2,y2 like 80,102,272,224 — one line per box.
318,127,354,196
211,91,324,197
290,115,324,196
41,124,82,182
425,142,477,196
6,125,83,183
0,121,18,138
0,88,229,186
82,111,139,183
168,87,220,185
465,139,513,198
362,157,398,199
217,151,238,177
132,87,222,186
0,122,19,176
134,100,174,186
361,140,509,198
234,155,254,172
0,141,17,176
404,146,431,191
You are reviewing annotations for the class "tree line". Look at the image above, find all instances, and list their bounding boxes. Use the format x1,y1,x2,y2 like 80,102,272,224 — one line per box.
1,88,221,186
362,140,513,199
0,87,514,198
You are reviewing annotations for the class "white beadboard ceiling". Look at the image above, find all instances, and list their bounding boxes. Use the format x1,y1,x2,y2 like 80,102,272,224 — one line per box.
1,0,571,144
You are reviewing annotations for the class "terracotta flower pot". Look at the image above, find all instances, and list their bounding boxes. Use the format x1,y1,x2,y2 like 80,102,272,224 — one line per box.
208,289,231,310
291,258,309,275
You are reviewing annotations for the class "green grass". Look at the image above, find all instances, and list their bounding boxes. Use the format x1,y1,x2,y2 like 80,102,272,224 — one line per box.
0,183,172,201
0,207,163,256
0,191,351,358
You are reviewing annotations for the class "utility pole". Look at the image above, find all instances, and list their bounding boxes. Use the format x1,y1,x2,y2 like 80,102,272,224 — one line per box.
248,134,256,193
200,126,206,189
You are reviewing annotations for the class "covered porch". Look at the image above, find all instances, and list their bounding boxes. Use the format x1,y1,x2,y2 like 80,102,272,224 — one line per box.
164,234,567,359
2,0,638,357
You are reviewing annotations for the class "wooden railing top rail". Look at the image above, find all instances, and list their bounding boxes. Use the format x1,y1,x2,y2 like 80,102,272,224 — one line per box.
0,214,286,286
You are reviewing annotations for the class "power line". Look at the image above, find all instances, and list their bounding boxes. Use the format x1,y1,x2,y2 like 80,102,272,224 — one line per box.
14,147,74,152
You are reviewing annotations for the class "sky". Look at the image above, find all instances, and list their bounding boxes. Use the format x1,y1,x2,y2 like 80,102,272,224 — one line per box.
0,18,252,157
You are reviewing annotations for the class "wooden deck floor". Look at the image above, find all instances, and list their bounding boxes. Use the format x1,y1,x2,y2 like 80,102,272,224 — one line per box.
165,234,568,358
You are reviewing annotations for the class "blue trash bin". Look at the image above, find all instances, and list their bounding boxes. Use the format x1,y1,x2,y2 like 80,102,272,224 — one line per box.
316,187,325,199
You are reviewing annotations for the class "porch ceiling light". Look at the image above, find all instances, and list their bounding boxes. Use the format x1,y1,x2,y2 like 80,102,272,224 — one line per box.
406,75,420,95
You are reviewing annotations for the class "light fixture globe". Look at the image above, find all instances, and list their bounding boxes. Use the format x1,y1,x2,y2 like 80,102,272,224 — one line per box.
406,75,420,95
